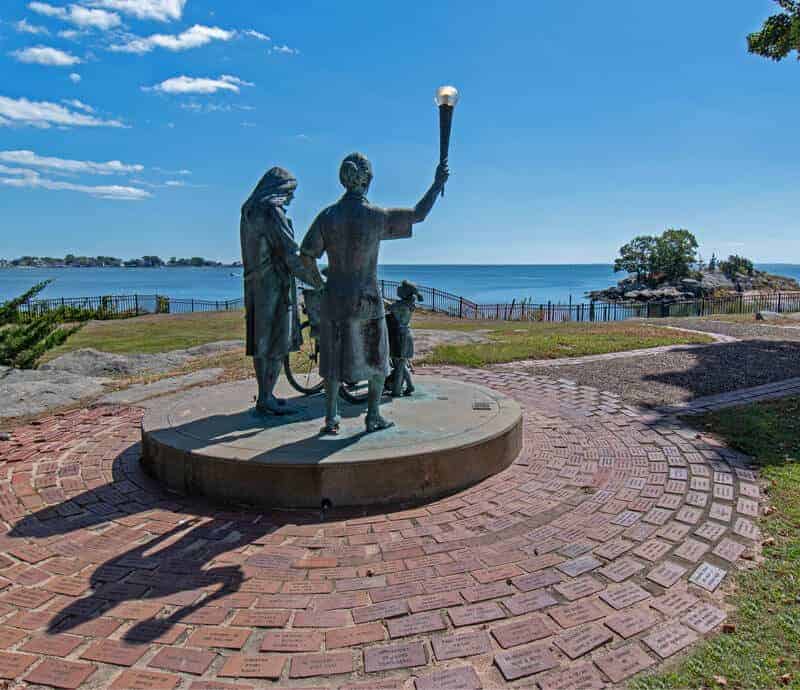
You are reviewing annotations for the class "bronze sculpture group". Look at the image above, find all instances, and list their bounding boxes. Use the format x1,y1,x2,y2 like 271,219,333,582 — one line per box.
240,155,448,433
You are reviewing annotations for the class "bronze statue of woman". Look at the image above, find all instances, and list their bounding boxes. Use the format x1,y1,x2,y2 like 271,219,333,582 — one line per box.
240,167,322,415
301,154,448,433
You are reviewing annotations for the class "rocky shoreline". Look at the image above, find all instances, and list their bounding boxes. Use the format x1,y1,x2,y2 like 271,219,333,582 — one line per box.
588,268,800,303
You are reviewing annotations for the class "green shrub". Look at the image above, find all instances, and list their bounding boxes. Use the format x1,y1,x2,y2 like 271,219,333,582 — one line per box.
0,282,84,369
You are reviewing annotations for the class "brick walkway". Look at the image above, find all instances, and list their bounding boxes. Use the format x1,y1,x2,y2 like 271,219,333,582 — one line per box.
0,367,763,689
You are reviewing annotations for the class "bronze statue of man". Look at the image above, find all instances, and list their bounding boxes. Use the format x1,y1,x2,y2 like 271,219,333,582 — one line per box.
240,166,321,415
301,154,449,433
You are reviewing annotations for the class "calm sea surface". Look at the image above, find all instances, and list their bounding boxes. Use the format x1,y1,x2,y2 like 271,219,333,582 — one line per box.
2,264,799,305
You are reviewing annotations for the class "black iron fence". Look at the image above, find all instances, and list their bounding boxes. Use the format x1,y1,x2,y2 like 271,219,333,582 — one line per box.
9,285,800,323
14,294,244,321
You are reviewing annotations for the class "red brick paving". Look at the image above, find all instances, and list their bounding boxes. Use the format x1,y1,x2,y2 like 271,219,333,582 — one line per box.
0,366,762,688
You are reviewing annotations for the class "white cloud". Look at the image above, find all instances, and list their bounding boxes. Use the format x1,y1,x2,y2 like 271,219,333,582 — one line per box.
243,29,270,41
164,179,184,186
0,96,126,129
69,72,82,83
15,18,49,35
111,24,235,53
61,99,94,112
144,74,253,95
59,29,85,40
0,165,29,176
271,44,298,55
0,168,150,200
12,45,82,67
86,0,185,22
0,149,143,176
28,2,122,29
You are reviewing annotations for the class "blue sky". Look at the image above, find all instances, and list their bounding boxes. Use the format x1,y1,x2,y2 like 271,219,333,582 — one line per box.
0,0,798,264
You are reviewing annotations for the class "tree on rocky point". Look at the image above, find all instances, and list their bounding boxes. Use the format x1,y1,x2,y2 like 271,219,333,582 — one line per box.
654,229,699,282
614,235,658,284
748,0,800,61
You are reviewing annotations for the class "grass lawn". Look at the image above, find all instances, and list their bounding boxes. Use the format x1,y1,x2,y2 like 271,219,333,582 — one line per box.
631,398,800,690
47,310,246,358
48,310,713,370
416,319,713,368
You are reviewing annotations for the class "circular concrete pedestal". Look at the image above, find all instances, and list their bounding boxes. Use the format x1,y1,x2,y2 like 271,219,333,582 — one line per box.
141,376,522,509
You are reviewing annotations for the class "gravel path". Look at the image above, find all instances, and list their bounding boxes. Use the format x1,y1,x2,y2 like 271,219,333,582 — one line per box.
653,317,800,342
534,335,800,407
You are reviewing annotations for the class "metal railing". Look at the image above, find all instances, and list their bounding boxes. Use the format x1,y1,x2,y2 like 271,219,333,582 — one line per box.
9,286,800,323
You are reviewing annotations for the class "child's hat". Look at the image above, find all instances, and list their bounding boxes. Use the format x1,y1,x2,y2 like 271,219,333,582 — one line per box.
398,280,423,301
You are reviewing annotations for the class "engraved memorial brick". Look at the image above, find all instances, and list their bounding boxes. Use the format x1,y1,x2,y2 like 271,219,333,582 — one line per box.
415,665,481,690
682,602,726,634
598,556,645,583
219,654,285,679
448,601,505,627
537,661,605,690
553,575,604,601
24,659,96,690
260,630,322,652
364,641,426,673
553,622,613,659
0,651,35,680
650,589,698,616
491,614,555,649
713,538,746,563
595,642,655,683
502,589,558,616
673,538,709,563
646,560,687,588
605,606,658,638
549,598,607,629
80,639,148,666
511,569,562,592
289,651,354,678
633,539,672,562
353,599,409,624
643,623,698,658
432,630,492,660
187,626,251,649
387,611,447,638
148,648,216,676
689,562,727,592
326,622,386,649
600,582,651,609
494,642,558,681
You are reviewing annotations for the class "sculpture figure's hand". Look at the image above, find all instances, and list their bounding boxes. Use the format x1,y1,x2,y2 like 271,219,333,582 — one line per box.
434,163,450,190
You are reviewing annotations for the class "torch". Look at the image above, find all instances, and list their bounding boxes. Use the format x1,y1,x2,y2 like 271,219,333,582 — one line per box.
435,85,459,196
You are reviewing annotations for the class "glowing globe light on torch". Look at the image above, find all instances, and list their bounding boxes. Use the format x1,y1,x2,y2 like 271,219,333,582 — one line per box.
435,85,459,196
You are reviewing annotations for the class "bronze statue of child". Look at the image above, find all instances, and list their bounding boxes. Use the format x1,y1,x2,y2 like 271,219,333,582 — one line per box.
387,280,423,397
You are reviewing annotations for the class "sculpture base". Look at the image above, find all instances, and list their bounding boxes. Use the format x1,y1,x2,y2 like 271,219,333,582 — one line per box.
140,376,522,509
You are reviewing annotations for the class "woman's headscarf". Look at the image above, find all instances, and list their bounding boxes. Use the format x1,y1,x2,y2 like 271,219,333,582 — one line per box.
243,166,297,212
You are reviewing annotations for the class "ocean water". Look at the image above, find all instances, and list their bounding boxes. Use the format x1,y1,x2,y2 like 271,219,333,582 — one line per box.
2,264,799,305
